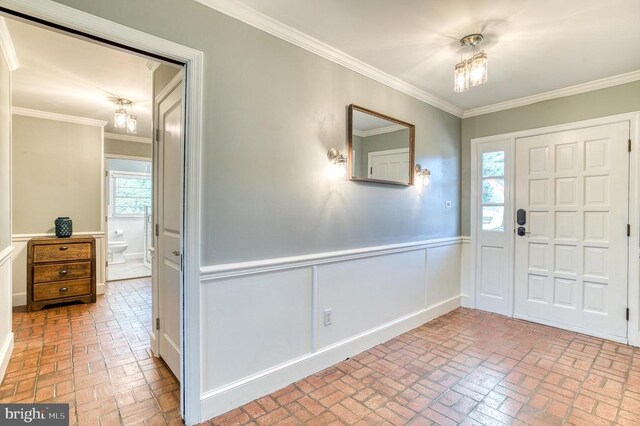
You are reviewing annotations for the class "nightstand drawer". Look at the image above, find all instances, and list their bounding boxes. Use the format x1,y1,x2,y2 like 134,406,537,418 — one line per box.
33,279,91,301
33,243,92,263
33,262,91,284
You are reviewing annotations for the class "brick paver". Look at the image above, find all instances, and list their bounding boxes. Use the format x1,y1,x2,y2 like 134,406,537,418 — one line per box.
0,278,181,425
207,309,640,425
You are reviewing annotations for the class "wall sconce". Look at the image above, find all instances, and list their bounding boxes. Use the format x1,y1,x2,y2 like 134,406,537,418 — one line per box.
415,164,431,189
327,148,348,179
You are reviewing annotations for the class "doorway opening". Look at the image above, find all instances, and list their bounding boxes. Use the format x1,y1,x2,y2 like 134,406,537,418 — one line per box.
1,10,189,423
106,157,153,281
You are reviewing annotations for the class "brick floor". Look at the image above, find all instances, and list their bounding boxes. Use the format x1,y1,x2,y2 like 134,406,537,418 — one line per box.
0,278,181,425
5,283,640,426
206,309,640,425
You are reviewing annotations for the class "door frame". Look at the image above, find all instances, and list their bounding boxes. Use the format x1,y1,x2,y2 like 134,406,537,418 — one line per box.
470,111,640,346
0,1,204,423
104,153,153,283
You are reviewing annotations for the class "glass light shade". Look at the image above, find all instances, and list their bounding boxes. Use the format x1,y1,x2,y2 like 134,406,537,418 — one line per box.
421,172,432,190
114,108,127,129
468,51,488,87
126,115,137,134
453,61,469,93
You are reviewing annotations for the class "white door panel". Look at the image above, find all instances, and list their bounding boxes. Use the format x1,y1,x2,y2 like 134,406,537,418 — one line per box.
514,122,629,340
474,140,513,315
157,78,183,380
368,148,409,183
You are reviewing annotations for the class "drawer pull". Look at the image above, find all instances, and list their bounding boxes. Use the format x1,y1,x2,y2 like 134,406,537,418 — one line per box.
59,269,68,275
59,246,69,251
59,287,68,292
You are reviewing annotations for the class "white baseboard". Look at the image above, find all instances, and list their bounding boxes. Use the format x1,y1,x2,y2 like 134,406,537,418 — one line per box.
200,295,461,420
0,331,14,383
12,292,25,307
97,282,105,295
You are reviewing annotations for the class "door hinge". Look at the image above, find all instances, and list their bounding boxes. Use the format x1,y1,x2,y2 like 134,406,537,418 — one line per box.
629,139,632,152
105,261,108,268
628,224,631,237
370,167,373,174
626,308,630,321
155,318,160,330
105,216,108,223
155,128,160,142
180,254,184,272
105,170,108,177
155,224,159,236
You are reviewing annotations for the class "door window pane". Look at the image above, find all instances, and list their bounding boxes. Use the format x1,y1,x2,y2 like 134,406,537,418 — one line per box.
482,206,505,231
482,151,505,177
482,179,504,204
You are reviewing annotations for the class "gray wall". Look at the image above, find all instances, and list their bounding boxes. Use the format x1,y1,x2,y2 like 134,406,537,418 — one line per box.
0,52,9,250
55,0,461,265
461,81,640,235
12,115,102,234
104,138,152,158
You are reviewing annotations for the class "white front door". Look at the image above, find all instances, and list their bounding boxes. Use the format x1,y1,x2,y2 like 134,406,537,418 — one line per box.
156,76,183,380
368,148,409,182
474,140,513,315
514,122,630,341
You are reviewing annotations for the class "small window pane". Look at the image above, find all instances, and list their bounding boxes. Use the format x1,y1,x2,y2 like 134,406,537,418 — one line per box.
482,206,504,232
482,151,505,177
112,174,151,217
482,178,504,204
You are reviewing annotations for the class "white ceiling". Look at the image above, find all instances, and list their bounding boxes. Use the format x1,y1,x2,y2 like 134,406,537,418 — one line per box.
229,0,640,113
6,18,154,138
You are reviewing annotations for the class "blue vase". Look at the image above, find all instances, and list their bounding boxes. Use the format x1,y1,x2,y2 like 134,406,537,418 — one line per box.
55,217,72,238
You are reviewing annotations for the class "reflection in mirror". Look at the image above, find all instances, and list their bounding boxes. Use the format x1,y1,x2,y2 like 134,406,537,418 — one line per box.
348,105,415,186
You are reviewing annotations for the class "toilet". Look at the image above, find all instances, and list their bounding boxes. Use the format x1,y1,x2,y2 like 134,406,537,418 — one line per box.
108,240,128,264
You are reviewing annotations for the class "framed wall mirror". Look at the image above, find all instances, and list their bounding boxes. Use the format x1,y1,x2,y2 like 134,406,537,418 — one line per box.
348,104,415,186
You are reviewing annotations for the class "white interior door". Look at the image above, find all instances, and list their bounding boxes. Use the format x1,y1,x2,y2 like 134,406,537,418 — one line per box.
474,140,513,315
368,148,409,182
514,122,630,341
156,77,183,380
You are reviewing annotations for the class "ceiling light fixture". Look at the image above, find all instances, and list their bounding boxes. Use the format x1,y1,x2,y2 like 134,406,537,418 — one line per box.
113,98,137,134
454,34,488,93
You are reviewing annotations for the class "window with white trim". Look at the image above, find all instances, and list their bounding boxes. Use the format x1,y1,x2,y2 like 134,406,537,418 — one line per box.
109,171,151,217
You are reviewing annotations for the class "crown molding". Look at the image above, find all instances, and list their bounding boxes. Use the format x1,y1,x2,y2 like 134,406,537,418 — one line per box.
12,107,107,127
462,70,640,119
104,132,152,144
0,17,19,71
353,123,406,138
193,0,463,118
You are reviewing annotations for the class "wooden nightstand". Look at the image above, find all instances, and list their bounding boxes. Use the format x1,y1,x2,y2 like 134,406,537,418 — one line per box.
27,236,96,311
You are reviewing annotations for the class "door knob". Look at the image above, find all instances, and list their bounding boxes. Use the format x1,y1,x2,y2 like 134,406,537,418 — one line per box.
172,250,180,256
517,227,530,237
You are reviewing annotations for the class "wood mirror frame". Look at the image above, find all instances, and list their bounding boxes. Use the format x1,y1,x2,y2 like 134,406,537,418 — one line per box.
347,104,416,186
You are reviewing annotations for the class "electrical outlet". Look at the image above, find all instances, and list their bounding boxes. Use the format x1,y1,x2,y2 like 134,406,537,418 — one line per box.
445,201,452,208
323,308,332,326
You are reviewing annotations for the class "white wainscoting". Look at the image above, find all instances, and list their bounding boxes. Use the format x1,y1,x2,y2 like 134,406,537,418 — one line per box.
11,232,106,306
199,237,464,419
0,245,15,382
